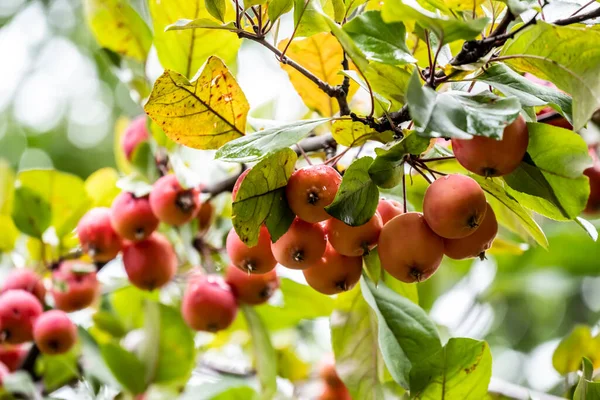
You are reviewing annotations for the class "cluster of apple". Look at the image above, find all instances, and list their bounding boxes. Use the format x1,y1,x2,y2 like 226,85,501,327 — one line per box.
0,268,80,382
224,116,532,296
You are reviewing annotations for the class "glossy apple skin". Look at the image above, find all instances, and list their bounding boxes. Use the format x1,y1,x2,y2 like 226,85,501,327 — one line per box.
225,266,279,305
77,207,123,262
378,212,445,283
0,290,43,344
302,244,362,295
122,115,149,161
226,226,277,274
271,218,327,270
377,199,404,224
1,269,46,304
181,275,238,332
444,203,498,260
149,174,202,226
33,310,78,355
110,192,159,241
325,213,383,257
122,233,178,291
452,115,529,177
51,261,99,313
286,165,342,223
423,174,487,239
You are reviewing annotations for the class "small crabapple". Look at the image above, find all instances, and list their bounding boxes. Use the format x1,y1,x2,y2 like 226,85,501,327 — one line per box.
181,274,238,332
232,169,251,201
302,244,362,295
377,199,404,225
1,269,46,304
585,146,600,214
226,226,277,274
325,213,383,257
286,165,342,223
33,310,77,355
122,115,149,161
444,203,498,260
0,345,26,371
225,266,279,305
378,212,444,283
110,192,159,241
0,290,43,344
51,261,99,312
149,174,201,226
122,233,177,291
452,115,529,177
77,207,122,262
271,218,327,270
423,174,487,239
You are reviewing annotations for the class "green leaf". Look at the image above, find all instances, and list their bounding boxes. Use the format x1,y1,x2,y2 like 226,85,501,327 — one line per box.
363,249,419,305
476,64,573,124
140,303,196,385
144,59,249,150
232,149,297,246
407,71,522,139
343,11,416,65
111,285,160,331
216,118,332,162
79,328,121,388
206,0,226,21
0,215,18,252
381,0,488,45
85,167,121,208
360,276,441,388
149,0,241,78
325,157,379,226
268,0,294,23
84,0,152,62
0,159,14,215
574,357,600,400
294,0,330,37
369,133,431,189
241,305,277,399
409,338,492,399
166,18,237,31
552,325,598,375
501,22,600,130
101,342,147,394
11,186,52,239
364,63,412,109
363,249,382,284
470,175,548,248
36,348,80,391
15,169,91,239
331,285,386,400
322,13,369,71
331,119,391,148
503,123,593,220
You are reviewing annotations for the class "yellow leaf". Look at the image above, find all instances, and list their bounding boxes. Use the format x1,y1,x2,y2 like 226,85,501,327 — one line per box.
145,57,249,150
149,0,241,79
278,33,358,117
0,159,14,215
84,0,152,62
113,116,133,174
0,215,18,252
331,119,393,147
552,325,595,375
85,168,121,208
486,238,527,256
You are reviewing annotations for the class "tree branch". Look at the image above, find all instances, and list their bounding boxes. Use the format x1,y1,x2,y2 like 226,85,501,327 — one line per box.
201,134,337,196
554,5,600,25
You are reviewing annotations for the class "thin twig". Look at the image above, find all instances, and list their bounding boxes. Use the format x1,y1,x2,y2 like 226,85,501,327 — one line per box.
402,170,407,213
421,156,456,162
279,0,311,59
571,0,596,17
411,163,433,184
554,5,600,25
